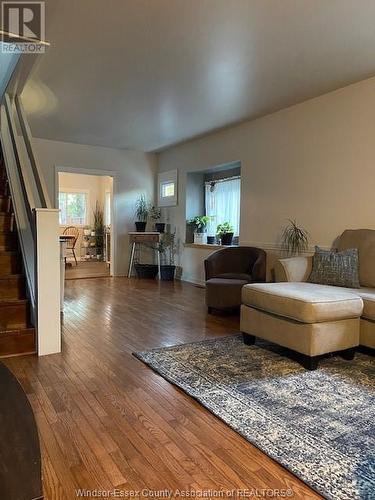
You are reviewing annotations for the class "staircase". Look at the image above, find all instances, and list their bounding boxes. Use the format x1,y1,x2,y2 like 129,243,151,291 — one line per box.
0,156,36,357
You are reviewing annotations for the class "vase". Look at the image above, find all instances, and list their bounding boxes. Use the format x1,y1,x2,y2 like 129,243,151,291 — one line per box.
220,233,234,246
160,265,176,281
135,264,158,279
135,221,147,232
194,232,207,244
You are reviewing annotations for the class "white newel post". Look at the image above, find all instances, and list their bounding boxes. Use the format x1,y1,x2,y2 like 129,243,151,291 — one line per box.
35,209,61,356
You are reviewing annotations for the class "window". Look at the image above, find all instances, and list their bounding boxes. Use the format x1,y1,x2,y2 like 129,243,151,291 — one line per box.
205,177,241,236
161,182,175,198
59,191,88,225
158,169,178,206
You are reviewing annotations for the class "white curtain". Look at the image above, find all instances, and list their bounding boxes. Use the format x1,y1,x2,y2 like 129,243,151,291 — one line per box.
205,177,241,236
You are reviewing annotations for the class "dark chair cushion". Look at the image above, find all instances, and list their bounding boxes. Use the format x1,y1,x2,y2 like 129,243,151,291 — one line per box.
206,278,248,309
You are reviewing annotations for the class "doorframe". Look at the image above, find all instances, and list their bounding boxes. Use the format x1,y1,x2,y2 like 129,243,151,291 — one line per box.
54,165,118,276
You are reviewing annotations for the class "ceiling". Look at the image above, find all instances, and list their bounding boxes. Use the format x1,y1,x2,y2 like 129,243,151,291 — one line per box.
22,0,375,152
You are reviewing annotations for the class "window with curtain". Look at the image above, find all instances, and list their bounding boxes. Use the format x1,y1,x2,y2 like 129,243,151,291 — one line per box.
205,177,241,236
59,192,88,225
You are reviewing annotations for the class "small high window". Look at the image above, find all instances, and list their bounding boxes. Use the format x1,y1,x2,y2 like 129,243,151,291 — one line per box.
161,182,175,198
158,169,178,207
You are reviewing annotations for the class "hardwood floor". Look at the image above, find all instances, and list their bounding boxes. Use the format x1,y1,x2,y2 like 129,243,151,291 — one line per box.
65,260,110,280
4,278,321,499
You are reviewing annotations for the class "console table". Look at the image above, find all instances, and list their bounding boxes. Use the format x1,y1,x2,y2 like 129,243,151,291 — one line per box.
128,232,161,278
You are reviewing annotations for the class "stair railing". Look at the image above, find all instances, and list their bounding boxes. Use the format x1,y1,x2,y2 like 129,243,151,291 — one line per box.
0,90,61,356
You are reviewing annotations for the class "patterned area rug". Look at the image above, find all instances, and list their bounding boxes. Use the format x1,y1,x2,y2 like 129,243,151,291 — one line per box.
134,336,375,500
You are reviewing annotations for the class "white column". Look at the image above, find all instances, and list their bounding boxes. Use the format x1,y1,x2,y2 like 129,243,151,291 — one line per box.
35,208,61,356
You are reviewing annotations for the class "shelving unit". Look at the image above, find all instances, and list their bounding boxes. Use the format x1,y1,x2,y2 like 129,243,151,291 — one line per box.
81,234,106,261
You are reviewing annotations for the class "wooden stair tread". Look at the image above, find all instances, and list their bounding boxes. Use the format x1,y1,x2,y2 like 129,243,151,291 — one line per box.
0,274,23,280
0,299,28,305
0,327,35,335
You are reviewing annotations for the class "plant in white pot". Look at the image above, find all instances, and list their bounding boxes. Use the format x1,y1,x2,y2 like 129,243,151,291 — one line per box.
188,216,211,244
83,225,91,236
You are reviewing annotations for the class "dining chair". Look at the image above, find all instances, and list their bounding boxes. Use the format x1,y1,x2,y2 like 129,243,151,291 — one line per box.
62,226,80,265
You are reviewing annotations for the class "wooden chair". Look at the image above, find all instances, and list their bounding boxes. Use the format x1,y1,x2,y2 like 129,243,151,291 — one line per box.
62,226,80,265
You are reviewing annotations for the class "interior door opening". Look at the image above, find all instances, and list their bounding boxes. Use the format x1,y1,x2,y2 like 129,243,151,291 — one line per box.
57,171,114,279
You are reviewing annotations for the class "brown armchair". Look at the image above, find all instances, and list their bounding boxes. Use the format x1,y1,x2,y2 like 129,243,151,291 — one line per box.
204,247,266,313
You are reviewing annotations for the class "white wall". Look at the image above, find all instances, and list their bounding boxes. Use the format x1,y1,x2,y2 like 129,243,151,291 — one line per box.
33,138,157,275
158,76,375,283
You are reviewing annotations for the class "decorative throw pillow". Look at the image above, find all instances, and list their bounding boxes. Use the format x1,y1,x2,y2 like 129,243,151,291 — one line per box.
308,246,360,288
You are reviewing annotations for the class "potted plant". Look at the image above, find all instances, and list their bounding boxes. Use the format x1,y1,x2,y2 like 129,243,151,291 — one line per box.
158,231,176,280
83,225,91,236
135,194,149,232
93,201,105,260
281,219,309,256
217,222,234,245
149,205,165,233
188,216,211,244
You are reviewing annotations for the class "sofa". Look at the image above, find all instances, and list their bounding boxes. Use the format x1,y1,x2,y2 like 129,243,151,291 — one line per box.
241,229,375,369
205,246,266,313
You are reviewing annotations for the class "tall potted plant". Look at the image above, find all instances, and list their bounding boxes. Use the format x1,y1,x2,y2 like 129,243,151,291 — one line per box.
281,219,309,255
135,194,149,232
158,231,176,280
188,216,211,244
217,222,234,246
93,201,105,260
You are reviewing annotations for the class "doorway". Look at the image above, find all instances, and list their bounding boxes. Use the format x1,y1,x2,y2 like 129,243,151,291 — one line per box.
57,171,114,279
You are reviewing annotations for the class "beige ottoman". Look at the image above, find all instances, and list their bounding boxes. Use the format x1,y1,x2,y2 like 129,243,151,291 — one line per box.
241,282,363,370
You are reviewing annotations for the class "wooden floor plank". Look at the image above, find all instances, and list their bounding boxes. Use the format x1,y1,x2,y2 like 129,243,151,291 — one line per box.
4,277,321,499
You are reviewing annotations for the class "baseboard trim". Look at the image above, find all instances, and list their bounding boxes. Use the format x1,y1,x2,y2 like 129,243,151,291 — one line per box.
180,277,205,287
240,241,330,254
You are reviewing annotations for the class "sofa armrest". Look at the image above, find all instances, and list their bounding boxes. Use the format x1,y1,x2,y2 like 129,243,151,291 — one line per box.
274,256,313,282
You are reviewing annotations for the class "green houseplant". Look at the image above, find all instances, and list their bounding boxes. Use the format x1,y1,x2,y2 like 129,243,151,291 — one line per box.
281,219,309,256
135,194,149,232
217,222,234,246
188,215,211,244
149,205,165,233
157,231,176,280
93,202,105,260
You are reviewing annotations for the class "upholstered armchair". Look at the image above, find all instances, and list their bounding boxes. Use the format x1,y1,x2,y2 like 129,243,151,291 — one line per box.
204,247,266,313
